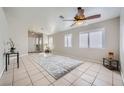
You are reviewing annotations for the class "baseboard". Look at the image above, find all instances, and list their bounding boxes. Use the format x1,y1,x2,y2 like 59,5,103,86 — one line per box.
53,52,102,64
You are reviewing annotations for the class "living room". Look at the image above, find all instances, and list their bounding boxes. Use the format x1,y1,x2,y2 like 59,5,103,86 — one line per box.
0,7,124,86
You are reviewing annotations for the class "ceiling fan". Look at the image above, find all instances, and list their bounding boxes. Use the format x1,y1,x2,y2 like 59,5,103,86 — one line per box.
60,7,101,27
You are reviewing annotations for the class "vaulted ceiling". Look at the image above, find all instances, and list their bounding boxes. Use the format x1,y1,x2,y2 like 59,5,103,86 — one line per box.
4,7,121,34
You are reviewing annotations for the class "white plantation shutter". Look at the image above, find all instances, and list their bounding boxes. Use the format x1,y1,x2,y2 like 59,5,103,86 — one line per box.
89,31,103,48
64,33,72,47
79,28,105,48
79,33,88,48
64,34,68,47
68,34,72,47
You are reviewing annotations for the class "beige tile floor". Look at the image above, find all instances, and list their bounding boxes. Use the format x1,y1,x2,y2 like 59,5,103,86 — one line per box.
0,54,123,86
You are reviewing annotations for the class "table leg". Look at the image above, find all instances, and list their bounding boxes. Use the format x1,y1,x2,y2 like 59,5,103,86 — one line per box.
103,58,105,66
109,61,111,66
117,61,119,70
6,54,8,71
8,54,9,65
17,53,19,68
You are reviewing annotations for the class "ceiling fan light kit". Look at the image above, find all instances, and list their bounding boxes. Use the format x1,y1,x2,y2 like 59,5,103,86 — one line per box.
61,7,101,27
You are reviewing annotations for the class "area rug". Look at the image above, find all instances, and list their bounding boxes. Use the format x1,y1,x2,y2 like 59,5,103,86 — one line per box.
33,54,83,80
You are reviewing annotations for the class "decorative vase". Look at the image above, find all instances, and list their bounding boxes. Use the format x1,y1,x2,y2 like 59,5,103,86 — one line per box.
10,47,15,53
108,52,114,60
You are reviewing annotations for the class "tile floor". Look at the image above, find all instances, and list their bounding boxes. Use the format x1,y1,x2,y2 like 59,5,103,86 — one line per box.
0,54,123,86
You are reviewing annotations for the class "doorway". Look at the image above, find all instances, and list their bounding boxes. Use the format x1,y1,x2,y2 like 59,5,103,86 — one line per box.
28,31,43,53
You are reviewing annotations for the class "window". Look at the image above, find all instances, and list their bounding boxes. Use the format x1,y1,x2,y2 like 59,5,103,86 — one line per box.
89,31,103,48
64,34,68,47
79,29,105,48
79,33,88,48
64,33,72,47
48,36,53,49
68,34,72,47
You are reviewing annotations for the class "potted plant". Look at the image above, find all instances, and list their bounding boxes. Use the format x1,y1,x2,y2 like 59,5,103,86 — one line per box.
108,52,114,60
36,44,40,52
44,44,51,53
7,38,16,53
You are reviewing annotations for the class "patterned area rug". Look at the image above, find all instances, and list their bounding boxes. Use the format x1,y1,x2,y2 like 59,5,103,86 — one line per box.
33,54,83,80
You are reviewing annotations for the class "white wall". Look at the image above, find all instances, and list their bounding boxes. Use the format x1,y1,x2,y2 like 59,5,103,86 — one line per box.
120,8,124,82
53,18,120,63
8,22,28,55
4,13,29,55
0,8,9,77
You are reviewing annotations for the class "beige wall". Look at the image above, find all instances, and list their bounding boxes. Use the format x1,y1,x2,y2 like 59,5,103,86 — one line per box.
53,18,120,63
120,8,124,82
0,8,9,77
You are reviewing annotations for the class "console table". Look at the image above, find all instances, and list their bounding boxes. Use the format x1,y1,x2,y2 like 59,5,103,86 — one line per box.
5,52,19,71
103,58,119,71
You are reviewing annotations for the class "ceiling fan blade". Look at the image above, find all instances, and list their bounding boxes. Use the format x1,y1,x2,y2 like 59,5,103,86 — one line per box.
59,15,64,19
63,19,76,21
84,14,101,20
70,22,77,27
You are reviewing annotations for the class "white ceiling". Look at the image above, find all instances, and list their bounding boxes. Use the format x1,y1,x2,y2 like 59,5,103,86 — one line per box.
4,7,121,35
